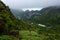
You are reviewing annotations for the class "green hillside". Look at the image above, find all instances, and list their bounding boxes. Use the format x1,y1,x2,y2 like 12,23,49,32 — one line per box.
11,6,60,40
12,6,60,40
0,1,19,40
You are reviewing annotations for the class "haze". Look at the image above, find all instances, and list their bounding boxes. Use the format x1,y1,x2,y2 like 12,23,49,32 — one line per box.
1,0,60,10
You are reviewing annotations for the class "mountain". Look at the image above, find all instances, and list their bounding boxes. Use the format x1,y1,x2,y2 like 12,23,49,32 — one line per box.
10,6,60,32
10,9,25,19
24,6,60,25
31,6,60,27
10,6,60,40
11,6,60,25
19,6,60,30
11,9,41,23
1,0,60,40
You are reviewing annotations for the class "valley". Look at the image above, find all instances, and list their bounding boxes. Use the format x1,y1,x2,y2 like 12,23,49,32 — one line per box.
0,0,60,40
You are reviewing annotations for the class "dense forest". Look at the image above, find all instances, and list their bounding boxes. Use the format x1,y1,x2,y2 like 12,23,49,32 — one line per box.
0,1,60,40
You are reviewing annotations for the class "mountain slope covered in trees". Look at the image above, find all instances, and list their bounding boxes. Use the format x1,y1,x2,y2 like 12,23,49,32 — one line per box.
0,1,20,40
11,6,60,40
11,6,60,25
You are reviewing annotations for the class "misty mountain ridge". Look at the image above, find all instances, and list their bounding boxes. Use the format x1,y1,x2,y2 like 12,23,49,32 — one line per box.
10,6,60,18
10,6,60,25
10,5,60,12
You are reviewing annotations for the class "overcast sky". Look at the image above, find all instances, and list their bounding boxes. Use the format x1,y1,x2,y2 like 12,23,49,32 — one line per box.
1,0,60,10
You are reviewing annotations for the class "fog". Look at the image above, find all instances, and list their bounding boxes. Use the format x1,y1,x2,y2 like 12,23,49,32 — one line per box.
1,0,60,10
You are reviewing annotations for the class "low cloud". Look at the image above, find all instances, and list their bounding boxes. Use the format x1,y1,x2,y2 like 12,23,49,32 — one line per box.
1,0,60,9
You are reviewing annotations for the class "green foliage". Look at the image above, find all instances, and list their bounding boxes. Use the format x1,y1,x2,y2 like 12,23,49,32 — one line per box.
19,30,60,40
19,30,42,40
0,35,13,40
0,1,19,40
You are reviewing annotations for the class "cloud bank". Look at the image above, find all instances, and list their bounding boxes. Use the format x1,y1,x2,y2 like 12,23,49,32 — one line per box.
1,0,60,9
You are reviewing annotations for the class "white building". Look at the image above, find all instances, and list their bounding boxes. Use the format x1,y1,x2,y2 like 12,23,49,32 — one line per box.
38,24,46,27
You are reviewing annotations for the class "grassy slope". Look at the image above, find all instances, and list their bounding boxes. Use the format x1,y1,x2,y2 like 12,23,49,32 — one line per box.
0,1,19,40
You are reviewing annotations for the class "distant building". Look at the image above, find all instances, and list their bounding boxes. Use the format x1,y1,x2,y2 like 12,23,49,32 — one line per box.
38,24,46,27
